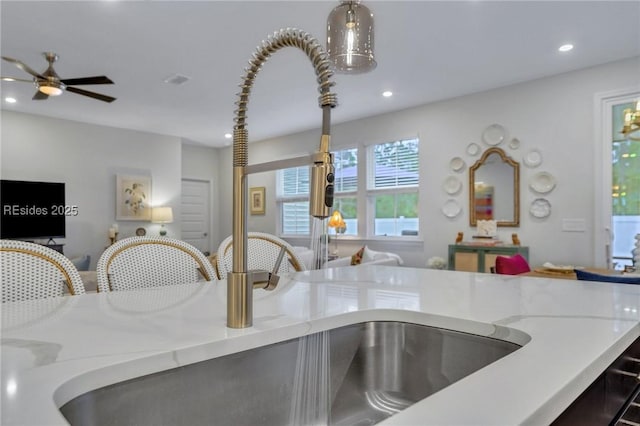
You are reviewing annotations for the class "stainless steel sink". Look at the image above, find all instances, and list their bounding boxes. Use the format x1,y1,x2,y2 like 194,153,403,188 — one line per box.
60,321,520,425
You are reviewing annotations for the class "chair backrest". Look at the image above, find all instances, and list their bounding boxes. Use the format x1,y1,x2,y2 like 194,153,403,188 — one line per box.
216,232,306,279
494,254,531,275
575,269,640,285
1,239,85,303
97,236,216,292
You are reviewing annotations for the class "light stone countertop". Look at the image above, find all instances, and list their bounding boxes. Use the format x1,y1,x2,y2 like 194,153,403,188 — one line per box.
2,266,640,425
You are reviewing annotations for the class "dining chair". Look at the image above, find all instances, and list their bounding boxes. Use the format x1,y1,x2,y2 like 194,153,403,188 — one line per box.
494,254,531,275
575,269,640,285
96,236,217,292
1,239,85,303
216,232,306,280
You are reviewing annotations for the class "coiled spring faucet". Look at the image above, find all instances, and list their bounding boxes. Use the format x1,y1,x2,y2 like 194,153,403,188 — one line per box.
227,28,338,328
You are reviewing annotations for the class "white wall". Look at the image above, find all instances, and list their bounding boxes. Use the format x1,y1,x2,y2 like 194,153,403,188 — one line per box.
3,57,638,271
217,57,640,269
1,111,182,269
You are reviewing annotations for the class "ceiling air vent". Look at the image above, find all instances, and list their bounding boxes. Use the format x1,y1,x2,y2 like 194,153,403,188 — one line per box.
163,73,191,85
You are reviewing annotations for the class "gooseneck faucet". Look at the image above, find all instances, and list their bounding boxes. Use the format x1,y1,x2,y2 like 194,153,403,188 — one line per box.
228,28,338,328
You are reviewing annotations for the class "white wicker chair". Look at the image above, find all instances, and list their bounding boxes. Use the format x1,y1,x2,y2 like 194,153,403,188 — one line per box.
96,236,217,292
1,240,85,303
216,232,307,280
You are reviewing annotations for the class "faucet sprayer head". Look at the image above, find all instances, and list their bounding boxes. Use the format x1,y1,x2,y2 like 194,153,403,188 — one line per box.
309,134,334,218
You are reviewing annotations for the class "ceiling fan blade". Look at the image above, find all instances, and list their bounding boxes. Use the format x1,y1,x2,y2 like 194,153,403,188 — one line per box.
32,91,48,101
66,86,116,103
1,76,33,83
2,56,44,79
61,76,114,86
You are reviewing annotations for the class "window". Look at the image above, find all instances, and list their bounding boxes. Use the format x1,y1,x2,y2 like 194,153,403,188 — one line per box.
279,166,310,235
367,139,419,237
278,140,419,239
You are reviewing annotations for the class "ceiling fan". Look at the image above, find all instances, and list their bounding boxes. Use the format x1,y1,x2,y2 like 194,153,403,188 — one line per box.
1,52,116,103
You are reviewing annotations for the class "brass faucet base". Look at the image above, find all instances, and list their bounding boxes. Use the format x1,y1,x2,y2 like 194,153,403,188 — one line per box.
227,272,252,328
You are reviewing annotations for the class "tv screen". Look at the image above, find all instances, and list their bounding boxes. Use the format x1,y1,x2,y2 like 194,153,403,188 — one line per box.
1,180,66,240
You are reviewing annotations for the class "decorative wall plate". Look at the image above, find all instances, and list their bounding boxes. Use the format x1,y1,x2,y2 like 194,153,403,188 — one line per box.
442,199,462,218
450,157,466,172
508,138,521,150
443,176,462,195
529,171,556,194
524,149,543,168
530,198,551,218
135,227,147,236
482,124,506,146
466,143,481,156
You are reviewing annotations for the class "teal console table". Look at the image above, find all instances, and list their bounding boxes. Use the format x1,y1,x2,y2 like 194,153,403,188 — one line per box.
448,244,529,273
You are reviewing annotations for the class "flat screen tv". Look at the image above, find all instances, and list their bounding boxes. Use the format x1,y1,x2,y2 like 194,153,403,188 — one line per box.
1,179,66,240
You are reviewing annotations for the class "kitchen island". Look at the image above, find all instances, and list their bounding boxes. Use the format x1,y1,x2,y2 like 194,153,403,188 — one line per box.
2,265,640,425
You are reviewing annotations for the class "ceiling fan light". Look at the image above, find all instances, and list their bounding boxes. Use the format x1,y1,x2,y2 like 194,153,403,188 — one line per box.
38,81,64,96
327,0,376,74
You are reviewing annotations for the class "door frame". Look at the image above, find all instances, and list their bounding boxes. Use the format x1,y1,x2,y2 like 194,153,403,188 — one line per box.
594,86,640,268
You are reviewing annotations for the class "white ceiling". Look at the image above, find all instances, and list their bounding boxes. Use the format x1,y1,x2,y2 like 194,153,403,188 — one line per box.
1,1,639,148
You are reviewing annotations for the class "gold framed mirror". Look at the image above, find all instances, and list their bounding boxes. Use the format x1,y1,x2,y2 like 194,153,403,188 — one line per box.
469,147,520,227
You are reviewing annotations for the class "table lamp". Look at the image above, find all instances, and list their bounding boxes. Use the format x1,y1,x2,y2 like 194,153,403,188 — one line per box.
328,210,347,256
152,206,173,236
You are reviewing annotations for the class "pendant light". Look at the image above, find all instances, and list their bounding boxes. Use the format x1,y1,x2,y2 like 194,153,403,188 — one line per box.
621,100,640,141
327,1,376,74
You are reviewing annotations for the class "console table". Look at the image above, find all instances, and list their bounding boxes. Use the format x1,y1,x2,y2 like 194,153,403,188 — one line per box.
30,242,65,254
448,244,529,273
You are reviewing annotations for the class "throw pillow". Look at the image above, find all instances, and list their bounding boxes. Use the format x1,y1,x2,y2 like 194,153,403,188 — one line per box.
70,255,91,271
362,246,377,263
351,246,365,265
495,254,531,275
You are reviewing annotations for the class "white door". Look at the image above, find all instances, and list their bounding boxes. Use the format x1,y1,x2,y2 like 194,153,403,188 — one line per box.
596,88,640,269
181,179,211,255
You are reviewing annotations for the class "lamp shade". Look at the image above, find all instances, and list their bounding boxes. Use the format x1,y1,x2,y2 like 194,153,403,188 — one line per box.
328,210,343,228
327,0,376,74
328,210,346,233
152,206,174,224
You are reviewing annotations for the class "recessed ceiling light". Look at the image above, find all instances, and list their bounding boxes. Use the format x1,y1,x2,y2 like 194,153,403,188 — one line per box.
163,73,191,85
558,44,574,52
382,91,393,97
224,133,232,139
5,97,17,103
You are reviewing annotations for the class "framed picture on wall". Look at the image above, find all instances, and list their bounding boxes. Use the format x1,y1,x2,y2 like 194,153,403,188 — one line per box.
116,174,152,221
250,186,265,215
